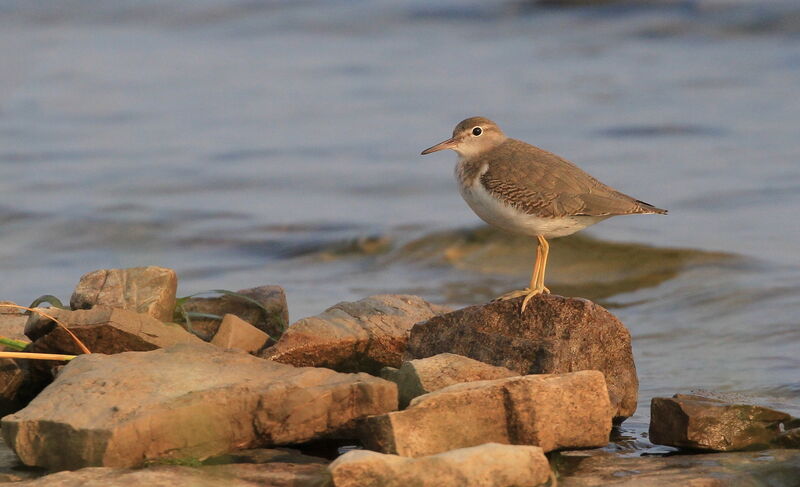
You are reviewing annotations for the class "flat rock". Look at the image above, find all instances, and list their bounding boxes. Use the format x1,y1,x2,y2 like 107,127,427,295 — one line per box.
263,295,450,374
25,306,204,355
405,294,638,422
2,343,397,470
329,443,551,487
71,266,178,322
6,463,331,487
181,286,288,341
557,449,800,486
361,370,612,457
649,394,792,451
381,353,517,408
210,314,271,354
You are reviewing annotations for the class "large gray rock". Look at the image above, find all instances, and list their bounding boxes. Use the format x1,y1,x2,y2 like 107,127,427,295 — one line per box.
2,343,397,470
71,266,178,322
381,353,517,408
180,286,288,341
406,295,637,422
263,295,449,374
557,449,800,486
649,394,793,451
329,443,552,487
361,370,612,457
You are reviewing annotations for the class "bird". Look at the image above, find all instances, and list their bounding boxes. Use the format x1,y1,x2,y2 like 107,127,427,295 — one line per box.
421,116,667,312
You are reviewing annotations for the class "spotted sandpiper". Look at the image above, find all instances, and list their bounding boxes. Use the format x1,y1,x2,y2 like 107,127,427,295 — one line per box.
421,117,667,312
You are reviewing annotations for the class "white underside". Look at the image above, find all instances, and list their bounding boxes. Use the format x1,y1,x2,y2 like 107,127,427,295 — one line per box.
458,175,608,239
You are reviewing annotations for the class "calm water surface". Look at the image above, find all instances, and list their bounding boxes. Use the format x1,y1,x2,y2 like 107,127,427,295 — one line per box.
1,0,799,453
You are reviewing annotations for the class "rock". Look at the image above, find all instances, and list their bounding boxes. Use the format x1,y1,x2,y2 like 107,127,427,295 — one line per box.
381,353,517,408
19,307,205,406
776,427,800,449
205,447,329,466
0,310,28,415
0,307,27,341
263,295,450,374
0,358,24,416
649,394,792,451
2,343,397,470
71,266,177,322
7,463,332,487
210,314,271,354
25,306,204,355
405,295,638,422
556,449,800,486
361,370,612,457
329,443,551,487
180,286,288,341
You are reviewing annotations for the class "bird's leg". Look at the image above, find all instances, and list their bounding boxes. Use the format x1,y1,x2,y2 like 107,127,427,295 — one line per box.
519,236,551,312
494,237,548,311
534,235,551,294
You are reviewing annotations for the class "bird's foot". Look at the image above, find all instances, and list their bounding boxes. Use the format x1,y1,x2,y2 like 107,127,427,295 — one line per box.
493,286,550,313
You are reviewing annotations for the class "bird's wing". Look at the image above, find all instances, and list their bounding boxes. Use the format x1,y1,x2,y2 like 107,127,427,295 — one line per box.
479,139,665,217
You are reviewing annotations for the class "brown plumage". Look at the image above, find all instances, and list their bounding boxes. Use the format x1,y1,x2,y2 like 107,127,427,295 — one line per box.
474,139,667,218
421,116,667,312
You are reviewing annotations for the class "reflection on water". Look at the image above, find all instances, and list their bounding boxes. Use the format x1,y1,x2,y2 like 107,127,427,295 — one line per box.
1,0,799,456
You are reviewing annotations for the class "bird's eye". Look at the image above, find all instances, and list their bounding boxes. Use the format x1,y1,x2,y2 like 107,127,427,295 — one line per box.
472,127,482,136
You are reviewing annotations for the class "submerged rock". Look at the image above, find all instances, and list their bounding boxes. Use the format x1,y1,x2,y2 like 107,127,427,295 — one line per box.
380,353,517,408
556,449,800,486
329,443,551,487
361,370,612,457
649,394,792,451
406,295,637,422
2,343,397,470
70,266,177,322
180,286,288,341
263,295,449,374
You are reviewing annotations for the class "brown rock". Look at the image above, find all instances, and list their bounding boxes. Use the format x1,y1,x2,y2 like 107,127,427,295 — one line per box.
776,427,800,449
329,443,551,487
381,353,517,408
557,449,800,486
210,314,270,354
405,295,637,422
7,463,331,487
649,394,792,451
1,311,29,415
2,343,397,470
263,295,450,374
71,266,177,322
25,306,204,355
361,370,612,457
180,286,288,341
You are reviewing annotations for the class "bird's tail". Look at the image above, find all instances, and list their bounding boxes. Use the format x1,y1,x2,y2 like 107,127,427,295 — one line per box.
636,200,668,215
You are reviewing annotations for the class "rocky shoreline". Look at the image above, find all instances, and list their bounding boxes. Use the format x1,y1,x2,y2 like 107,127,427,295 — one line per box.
0,266,798,486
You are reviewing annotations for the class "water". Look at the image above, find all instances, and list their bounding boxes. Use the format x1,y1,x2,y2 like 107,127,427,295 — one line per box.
2,0,800,454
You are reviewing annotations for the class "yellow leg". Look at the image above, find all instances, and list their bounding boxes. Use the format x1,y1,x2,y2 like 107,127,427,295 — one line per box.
534,235,551,293
495,236,551,312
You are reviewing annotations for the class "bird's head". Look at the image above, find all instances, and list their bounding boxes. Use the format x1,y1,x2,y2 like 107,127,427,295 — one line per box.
421,117,506,159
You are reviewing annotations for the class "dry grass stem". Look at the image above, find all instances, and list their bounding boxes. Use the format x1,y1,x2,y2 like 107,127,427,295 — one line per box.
0,304,91,354
0,351,76,361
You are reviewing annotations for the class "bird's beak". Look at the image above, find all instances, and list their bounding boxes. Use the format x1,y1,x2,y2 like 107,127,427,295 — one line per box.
421,137,457,155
